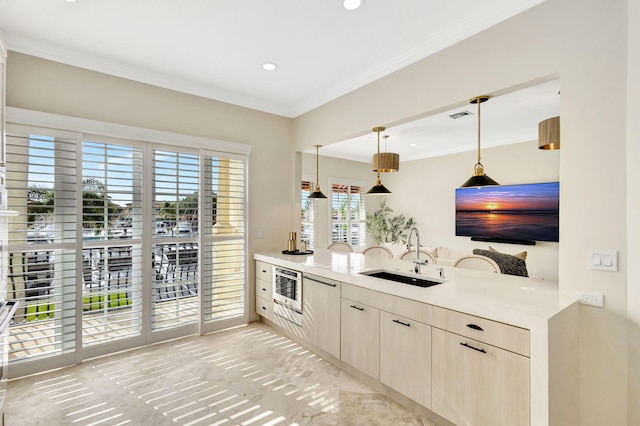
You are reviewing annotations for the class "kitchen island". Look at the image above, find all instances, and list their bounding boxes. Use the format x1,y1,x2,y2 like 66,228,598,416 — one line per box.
254,249,578,426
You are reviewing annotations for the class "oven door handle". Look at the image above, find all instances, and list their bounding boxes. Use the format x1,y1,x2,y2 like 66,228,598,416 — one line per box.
274,272,301,281
303,275,337,287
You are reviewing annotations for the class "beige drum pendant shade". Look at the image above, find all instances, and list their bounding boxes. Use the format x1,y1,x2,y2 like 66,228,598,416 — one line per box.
538,116,560,150
372,134,399,172
372,152,400,173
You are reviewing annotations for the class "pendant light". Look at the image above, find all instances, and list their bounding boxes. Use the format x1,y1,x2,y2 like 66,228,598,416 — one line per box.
538,116,560,150
373,134,400,173
460,95,499,188
308,145,327,199
367,127,392,195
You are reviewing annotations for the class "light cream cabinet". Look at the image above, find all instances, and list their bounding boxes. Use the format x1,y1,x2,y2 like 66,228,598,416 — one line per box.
255,261,273,321
302,273,341,359
340,297,379,380
379,310,432,409
431,327,530,426
255,258,535,424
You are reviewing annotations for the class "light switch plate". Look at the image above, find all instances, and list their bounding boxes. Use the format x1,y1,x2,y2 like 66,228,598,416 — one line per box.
588,249,617,271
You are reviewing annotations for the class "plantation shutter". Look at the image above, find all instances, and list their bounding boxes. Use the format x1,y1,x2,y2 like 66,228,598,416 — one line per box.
5,129,79,363
81,141,143,346
330,180,366,249
202,155,246,323
151,149,200,330
301,180,315,249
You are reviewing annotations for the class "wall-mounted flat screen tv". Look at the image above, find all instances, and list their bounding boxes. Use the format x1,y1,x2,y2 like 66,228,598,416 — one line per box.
455,182,559,243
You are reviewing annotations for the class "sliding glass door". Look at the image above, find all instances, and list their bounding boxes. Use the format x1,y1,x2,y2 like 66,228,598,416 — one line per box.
5,128,81,372
5,123,248,377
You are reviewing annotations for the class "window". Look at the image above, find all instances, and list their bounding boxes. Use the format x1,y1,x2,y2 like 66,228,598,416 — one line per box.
6,116,249,376
330,179,366,249
301,179,314,249
6,130,79,362
152,149,200,330
201,155,246,322
82,140,143,346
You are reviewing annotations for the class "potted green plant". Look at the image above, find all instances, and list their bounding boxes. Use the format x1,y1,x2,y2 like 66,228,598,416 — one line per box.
366,199,417,244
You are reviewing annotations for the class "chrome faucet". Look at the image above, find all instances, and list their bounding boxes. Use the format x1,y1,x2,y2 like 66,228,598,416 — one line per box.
406,227,426,274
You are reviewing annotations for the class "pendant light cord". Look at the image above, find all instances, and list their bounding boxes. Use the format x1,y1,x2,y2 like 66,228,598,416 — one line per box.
316,145,320,186
477,98,482,164
376,129,381,181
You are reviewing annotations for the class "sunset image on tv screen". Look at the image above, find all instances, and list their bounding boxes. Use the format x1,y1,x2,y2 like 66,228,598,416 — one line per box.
455,182,559,242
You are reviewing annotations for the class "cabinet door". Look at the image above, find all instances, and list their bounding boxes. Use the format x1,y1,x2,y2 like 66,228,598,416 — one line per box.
340,298,379,380
432,328,530,426
302,274,341,359
379,311,431,409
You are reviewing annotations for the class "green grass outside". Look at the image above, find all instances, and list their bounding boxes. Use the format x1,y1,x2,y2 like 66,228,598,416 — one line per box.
83,292,132,311
22,292,132,321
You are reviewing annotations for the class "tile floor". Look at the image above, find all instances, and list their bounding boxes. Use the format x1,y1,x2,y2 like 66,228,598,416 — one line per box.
5,322,436,426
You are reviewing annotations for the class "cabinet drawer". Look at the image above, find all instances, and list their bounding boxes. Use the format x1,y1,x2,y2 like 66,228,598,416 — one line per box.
256,296,274,321
256,278,272,300
431,306,530,356
341,283,431,324
255,261,273,282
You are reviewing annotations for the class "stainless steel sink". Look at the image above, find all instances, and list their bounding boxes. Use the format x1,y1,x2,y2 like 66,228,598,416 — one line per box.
360,270,446,288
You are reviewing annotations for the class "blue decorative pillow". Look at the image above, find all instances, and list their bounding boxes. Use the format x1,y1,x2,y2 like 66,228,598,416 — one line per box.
473,248,529,277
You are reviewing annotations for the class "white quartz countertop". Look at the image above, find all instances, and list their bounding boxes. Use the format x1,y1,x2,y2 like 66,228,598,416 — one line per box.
255,249,576,330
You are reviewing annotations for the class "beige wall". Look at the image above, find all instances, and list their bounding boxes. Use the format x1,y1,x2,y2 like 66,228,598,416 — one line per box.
5,52,295,322
385,140,560,281
294,0,631,424
627,0,639,424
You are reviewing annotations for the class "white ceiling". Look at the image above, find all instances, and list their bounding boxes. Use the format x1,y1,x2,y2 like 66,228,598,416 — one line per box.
0,0,545,119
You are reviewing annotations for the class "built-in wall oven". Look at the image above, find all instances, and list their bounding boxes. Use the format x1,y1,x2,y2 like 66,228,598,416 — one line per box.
272,266,302,326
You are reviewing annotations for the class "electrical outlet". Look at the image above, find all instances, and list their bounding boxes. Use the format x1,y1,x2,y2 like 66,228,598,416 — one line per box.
578,291,604,307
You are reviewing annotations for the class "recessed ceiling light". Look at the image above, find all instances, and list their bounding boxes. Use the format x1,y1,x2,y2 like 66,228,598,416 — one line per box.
343,0,364,11
262,62,278,71
409,143,417,147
